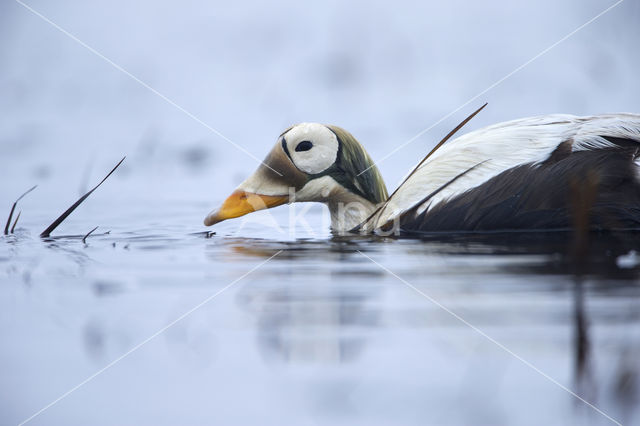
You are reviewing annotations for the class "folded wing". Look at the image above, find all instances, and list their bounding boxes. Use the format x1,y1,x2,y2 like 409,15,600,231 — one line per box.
367,113,640,232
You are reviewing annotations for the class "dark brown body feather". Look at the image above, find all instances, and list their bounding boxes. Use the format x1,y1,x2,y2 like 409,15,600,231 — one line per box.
398,139,640,234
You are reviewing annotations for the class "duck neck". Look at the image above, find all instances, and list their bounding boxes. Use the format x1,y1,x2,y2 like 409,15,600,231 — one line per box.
327,192,378,234
295,175,385,234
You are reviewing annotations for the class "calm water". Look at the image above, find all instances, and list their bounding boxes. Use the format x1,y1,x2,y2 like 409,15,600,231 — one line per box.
3,0,640,424
1,199,639,426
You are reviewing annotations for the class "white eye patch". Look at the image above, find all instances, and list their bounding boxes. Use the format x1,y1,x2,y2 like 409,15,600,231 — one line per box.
284,123,339,175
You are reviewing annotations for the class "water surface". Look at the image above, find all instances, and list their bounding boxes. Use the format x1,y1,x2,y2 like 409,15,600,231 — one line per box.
2,0,640,423
2,202,639,425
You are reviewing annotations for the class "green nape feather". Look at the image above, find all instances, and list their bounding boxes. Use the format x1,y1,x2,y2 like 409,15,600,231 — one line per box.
325,125,388,204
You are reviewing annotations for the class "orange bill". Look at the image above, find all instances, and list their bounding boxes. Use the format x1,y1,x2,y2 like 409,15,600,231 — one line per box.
204,190,288,226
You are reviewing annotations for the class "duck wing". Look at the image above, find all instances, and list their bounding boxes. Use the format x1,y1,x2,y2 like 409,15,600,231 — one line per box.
368,113,640,233
399,145,640,233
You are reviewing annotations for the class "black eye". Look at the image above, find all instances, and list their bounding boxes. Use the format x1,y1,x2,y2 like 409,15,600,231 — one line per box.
295,140,313,152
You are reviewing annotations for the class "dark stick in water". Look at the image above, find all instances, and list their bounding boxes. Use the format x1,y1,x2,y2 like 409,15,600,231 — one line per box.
10,211,21,234
4,185,37,235
40,157,125,238
82,226,99,244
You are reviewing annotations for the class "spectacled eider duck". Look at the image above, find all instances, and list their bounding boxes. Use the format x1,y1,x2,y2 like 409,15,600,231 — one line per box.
204,109,640,235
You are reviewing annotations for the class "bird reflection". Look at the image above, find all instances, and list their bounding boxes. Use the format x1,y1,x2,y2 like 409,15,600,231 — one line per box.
566,187,640,423
230,237,383,363
238,286,378,363
218,228,640,420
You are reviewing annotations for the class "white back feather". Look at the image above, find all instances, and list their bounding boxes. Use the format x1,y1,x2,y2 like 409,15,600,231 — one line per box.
376,113,640,226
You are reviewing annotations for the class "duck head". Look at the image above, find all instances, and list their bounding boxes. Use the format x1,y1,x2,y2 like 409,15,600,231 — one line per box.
204,123,388,233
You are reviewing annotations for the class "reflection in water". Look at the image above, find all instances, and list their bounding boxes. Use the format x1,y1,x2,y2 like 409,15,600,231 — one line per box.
232,238,384,363
216,235,386,261
83,319,106,360
566,217,640,423
570,220,596,413
572,277,596,411
3,226,640,424
238,284,380,363
614,346,640,425
224,230,640,424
